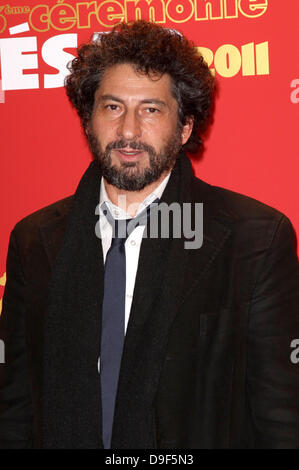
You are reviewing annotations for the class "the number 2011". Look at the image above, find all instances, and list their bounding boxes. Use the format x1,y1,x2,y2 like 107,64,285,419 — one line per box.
198,41,269,77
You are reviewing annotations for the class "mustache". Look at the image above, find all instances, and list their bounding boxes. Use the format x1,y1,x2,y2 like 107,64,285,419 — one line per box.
105,139,156,155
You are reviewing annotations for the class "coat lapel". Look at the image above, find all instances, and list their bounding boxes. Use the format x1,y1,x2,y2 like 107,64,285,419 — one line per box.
39,196,74,270
112,154,235,448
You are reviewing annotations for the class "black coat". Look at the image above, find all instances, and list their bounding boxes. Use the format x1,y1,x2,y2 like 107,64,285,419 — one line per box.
1,154,299,448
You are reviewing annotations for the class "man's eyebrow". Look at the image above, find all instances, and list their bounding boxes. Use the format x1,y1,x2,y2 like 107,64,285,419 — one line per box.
140,99,166,107
98,94,125,104
97,95,166,107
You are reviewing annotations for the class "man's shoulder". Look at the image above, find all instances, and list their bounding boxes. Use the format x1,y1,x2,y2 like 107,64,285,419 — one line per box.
191,176,298,252
13,195,74,238
192,175,287,223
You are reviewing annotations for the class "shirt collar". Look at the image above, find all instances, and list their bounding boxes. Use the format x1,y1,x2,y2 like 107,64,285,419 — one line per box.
99,171,172,220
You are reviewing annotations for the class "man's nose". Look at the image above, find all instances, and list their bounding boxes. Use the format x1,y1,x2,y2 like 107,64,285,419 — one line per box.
117,110,141,140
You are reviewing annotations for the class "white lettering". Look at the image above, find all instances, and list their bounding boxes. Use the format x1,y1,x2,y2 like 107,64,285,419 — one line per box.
290,339,299,364
0,37,39,90
0,339,5,364
43,33,77,89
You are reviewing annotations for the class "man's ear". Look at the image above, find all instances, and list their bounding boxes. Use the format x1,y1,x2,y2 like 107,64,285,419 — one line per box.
181,116,194,145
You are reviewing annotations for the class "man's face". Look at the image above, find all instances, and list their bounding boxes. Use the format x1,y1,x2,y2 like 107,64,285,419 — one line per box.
88,63,193,191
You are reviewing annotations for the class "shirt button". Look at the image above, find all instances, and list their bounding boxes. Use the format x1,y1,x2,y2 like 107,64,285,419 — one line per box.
114,210,119,216
130,240,136,246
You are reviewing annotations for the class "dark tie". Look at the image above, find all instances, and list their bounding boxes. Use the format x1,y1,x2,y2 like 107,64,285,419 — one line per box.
100,199,159,449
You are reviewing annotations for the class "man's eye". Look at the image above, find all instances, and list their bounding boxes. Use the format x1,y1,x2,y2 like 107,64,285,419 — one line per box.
146,107,159,114
105,104,119,111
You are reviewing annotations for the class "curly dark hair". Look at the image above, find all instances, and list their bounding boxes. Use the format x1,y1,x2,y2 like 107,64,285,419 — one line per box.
65,20,215,153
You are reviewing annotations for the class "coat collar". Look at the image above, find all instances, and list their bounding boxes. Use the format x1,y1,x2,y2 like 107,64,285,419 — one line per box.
39,153,236,271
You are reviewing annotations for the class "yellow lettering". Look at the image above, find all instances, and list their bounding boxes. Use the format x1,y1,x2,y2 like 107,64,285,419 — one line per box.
0,273,6,287
125,0,166,23
197,41,270,78
29,4,50,32
49,3,77,31
255,41,269,75
195,0,223,21
76,1,98,29
3,5,30,15
0,13,7,33
166,0,194,23
214,44,241,77
239,0,268,18
224,0,238,18
241,42,255,76
97,1,125,28
0,272,6,317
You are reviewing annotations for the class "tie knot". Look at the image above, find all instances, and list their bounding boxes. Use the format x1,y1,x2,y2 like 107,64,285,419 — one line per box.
101,198,159,243
112,218,131,244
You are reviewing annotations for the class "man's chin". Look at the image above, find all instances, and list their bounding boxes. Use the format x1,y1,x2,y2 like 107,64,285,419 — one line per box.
101,165,162,191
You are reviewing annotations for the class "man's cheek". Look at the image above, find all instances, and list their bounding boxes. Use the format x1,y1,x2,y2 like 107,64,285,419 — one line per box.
109,149,120,164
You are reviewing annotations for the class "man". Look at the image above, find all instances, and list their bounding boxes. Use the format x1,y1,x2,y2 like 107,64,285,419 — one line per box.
0,21,299,449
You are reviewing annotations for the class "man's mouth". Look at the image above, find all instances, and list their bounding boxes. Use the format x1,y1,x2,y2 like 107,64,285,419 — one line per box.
116,148,144,158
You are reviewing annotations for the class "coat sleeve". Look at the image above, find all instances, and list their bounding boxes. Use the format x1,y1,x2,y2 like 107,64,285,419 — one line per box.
247,214,299,448
0,228,33,449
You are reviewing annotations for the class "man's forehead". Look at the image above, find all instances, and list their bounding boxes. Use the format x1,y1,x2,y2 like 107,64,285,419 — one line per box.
95,63,174,102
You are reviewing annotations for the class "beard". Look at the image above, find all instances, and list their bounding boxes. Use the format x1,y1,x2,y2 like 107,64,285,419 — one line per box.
86,126,182,191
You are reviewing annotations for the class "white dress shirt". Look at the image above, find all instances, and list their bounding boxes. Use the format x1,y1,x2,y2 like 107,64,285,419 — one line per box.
98,172,171,334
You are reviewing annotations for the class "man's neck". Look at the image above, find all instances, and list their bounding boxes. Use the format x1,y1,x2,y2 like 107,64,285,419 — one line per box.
103,169,171,217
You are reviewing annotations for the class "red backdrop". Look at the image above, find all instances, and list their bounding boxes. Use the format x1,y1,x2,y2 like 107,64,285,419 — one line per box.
1,0,298,313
